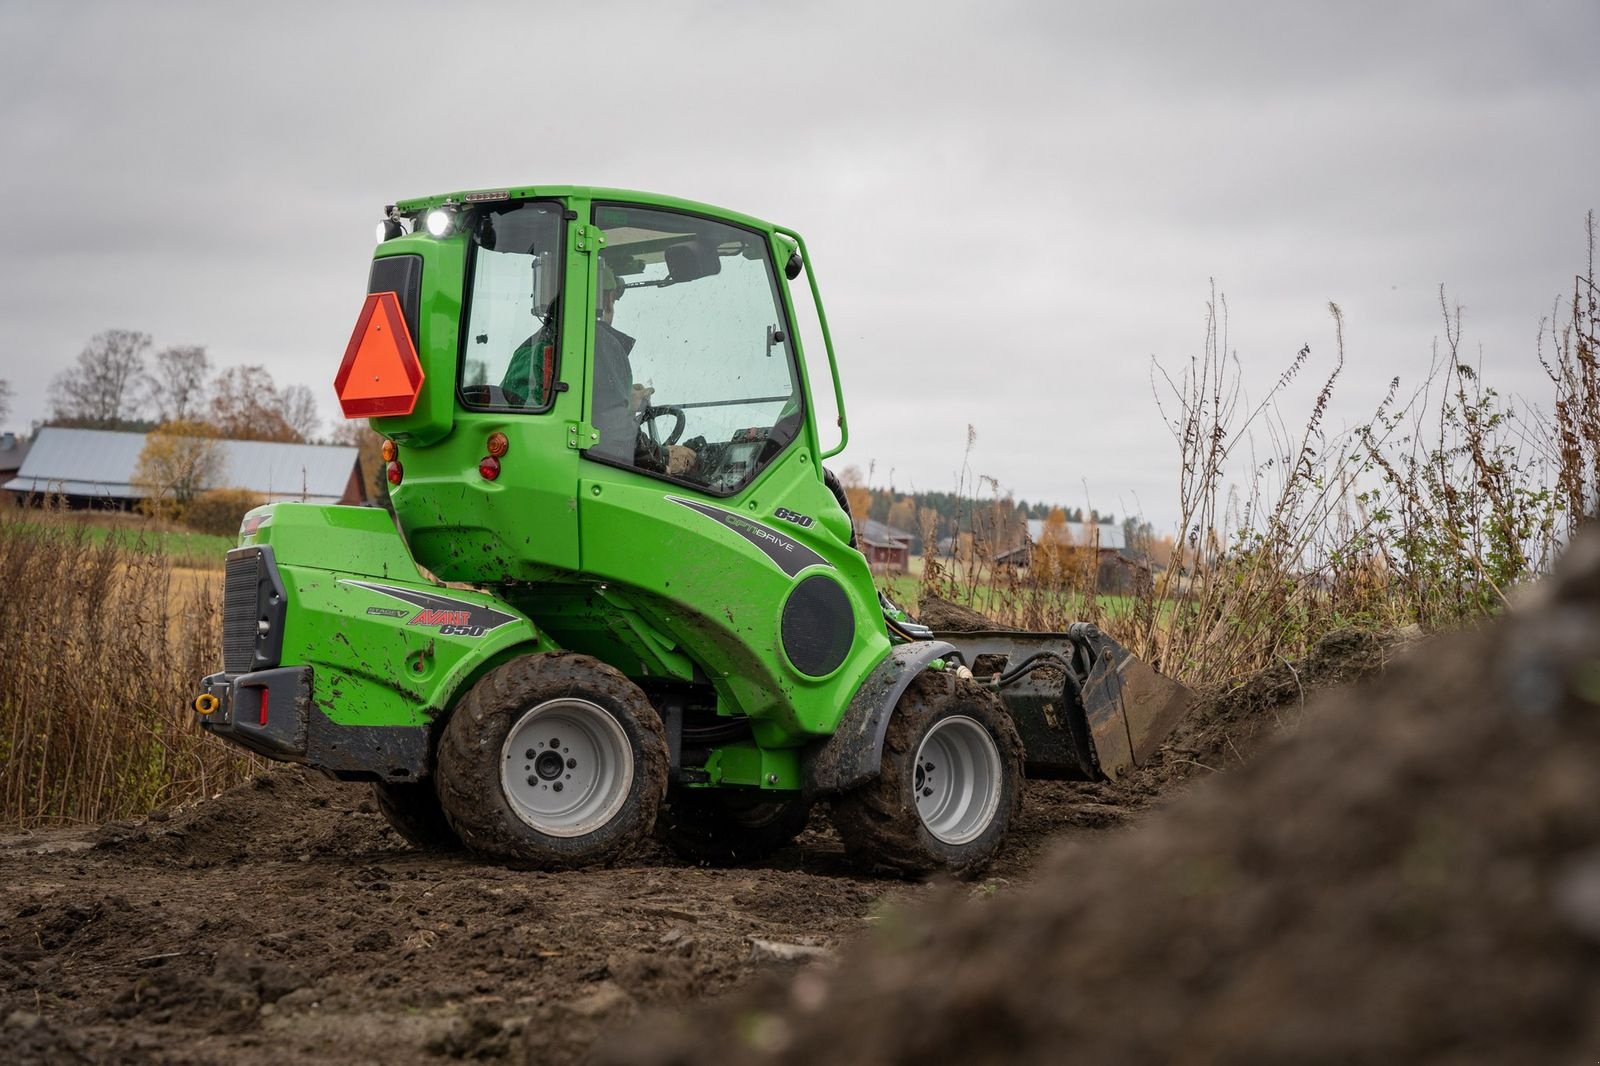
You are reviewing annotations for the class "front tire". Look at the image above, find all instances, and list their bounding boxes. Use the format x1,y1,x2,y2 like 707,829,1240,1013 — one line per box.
830,671,1023,878
435,652,668,867
655,789,813,865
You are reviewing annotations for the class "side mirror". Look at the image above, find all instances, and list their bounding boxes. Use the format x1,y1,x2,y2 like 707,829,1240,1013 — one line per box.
784,251,803,280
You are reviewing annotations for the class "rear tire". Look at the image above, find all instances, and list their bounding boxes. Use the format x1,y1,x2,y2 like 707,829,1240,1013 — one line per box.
655,789,813,865
372,780,461,851
830,671,1023,878
435,652,668,867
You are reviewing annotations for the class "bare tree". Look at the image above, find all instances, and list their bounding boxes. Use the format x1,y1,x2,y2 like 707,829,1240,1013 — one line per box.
208,365,300,442
48,329,152,427
146,345,211,423
0,378,12,425
275,384,321,442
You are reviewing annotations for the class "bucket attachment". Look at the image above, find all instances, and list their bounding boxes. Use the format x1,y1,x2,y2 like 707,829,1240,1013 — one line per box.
934,624,1192,782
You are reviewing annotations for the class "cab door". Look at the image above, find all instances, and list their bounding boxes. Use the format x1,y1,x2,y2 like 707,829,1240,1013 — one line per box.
573,200,886,736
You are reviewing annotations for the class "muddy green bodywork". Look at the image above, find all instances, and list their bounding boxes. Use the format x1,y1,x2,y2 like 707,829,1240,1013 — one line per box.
239,187,885,791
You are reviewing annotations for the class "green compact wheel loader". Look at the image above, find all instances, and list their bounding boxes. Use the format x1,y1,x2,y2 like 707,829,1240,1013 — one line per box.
194,186,1190,876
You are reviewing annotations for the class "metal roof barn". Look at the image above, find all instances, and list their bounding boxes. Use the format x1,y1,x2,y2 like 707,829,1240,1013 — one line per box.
3,427,363,505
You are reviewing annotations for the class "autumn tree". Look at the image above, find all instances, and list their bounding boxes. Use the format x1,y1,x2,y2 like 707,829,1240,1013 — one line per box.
838,465,872,527
208,365,302,442
145,345,211,423
885,495,917,536
48,329,151,427
132,420,223,519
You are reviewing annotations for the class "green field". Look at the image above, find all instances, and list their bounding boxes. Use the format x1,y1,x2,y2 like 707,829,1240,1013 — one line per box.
11,517,233,569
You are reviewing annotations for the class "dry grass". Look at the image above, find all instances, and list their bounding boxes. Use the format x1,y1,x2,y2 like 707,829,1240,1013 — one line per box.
922,215,1599,686
0,505,257,826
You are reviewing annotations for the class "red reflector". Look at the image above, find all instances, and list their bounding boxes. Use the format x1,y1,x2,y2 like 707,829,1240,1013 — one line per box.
258,688,269,727
478,455,501,480
334,291,425,418
387,461,403,485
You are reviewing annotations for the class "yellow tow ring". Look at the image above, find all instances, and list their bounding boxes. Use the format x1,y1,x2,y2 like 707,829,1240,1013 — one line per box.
193,693,220,715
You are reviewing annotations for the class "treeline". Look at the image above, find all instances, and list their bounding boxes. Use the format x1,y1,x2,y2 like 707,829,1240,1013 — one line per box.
834,466,1145,555
42,329,330,445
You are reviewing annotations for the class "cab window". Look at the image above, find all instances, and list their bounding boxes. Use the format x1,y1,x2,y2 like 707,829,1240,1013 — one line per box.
459,201,565,412
586,204,802,495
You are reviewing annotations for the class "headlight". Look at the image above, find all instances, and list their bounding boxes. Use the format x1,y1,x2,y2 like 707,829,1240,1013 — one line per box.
425,208,454,237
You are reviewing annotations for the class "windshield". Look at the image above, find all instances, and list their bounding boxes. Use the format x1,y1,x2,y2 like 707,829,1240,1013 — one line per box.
459,201,565,412
587,203,802,495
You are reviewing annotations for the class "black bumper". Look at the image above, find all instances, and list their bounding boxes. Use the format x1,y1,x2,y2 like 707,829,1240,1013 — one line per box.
198,668,430,782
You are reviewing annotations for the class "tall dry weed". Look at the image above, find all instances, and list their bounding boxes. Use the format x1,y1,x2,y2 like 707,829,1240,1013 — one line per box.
918,216,1598,687
0,505,257,825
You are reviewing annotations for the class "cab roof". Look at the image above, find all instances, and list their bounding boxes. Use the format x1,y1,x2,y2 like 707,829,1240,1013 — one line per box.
390,186,780,235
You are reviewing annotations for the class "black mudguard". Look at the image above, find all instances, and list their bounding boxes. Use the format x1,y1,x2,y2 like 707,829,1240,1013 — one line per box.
802,640,954,796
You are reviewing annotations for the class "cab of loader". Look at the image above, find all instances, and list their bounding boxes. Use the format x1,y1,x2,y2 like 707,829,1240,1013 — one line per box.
350,189,890,754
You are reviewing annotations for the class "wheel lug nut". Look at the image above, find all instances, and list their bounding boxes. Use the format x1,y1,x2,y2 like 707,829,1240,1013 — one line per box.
566,758,577,769
549,738,560,748
922,787,934,797
553,782,563,792
525,749,536,759
527,775,538,786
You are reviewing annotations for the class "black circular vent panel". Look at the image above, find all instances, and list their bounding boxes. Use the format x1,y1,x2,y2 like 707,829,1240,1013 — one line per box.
780,574,855,678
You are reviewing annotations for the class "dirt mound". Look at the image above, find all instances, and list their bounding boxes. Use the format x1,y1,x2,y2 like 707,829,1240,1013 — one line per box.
90,766,397,867
600,549,1600,1063
915,593,1022,632
1127,627,1399,795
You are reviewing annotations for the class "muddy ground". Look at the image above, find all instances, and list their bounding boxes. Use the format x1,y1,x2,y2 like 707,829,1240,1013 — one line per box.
1,631,1392,1065
604,557,1600,1065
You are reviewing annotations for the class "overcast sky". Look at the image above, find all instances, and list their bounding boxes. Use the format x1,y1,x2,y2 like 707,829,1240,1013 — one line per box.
1,0,1595,533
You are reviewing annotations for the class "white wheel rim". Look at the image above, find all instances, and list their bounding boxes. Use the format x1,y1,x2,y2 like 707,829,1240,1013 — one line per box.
499,698,633,837
912,715,1003,846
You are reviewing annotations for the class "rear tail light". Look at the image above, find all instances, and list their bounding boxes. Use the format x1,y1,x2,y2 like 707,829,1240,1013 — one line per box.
387,461,403,485
479,456,501,481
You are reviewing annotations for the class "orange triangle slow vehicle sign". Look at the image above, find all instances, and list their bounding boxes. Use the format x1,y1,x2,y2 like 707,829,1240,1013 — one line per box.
334,291,425,418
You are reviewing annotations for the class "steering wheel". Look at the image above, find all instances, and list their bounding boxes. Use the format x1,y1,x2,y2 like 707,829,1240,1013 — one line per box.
637,404,686,446
460,384,526,408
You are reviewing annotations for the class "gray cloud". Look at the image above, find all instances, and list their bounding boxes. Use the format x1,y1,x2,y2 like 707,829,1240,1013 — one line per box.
1,0,1595,531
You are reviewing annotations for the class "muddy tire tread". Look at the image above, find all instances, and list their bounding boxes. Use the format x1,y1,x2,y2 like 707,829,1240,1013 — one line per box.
372,780,461,851
830,670,1024,878
435,651,668,867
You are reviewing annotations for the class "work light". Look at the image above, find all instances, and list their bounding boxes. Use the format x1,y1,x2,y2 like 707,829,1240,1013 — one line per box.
425,208,455,237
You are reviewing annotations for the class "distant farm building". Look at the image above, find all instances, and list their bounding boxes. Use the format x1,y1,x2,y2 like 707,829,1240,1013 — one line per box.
994,518,1154,595
3,427,367,508
855,518,914,573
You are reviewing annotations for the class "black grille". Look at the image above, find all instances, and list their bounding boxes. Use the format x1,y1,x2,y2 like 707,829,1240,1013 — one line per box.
222,547,286,675
223,553,261,674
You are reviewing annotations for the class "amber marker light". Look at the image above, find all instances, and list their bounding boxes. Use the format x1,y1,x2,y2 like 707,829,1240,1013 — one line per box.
479,456,501,480
387,461,403,485
381,439,398,463
486,431,508,458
